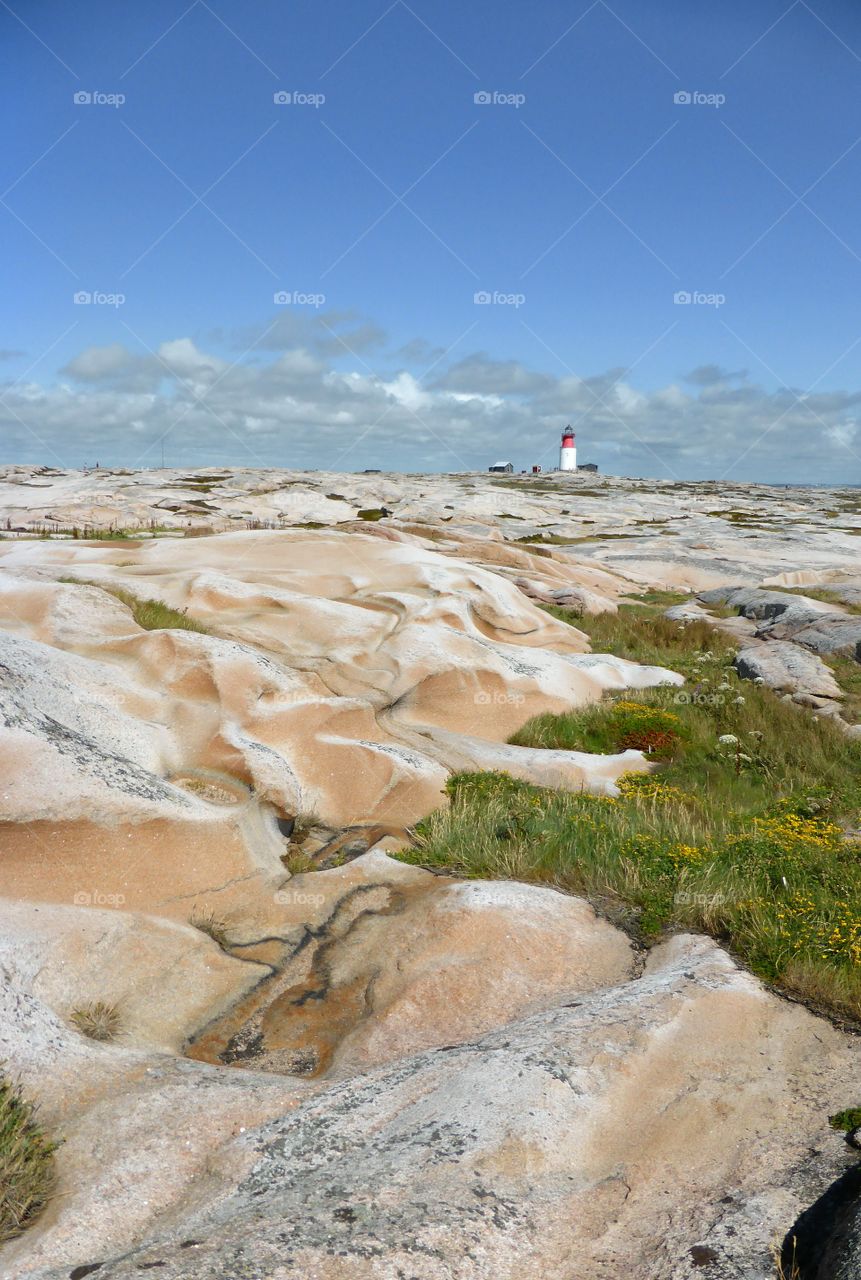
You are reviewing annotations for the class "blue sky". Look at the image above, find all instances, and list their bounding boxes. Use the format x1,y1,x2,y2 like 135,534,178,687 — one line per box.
2,0,861,480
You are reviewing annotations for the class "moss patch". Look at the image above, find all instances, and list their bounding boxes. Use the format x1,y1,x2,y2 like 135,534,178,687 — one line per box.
829,1106,861,1132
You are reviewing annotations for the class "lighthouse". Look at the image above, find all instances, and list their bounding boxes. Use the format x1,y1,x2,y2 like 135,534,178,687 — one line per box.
559,427,577,472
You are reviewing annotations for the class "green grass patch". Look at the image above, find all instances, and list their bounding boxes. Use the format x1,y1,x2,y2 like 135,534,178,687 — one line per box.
705,509,772,525
618,589,692,608
59,580,209,633
110,589,210,633
19,522,179,541
827,654,861,723
0,1075,56,1243
357,508,385,521
511,700,684,758
402,600,861,1020
398,523,451,542
538,602,585,623
515,533,585,546
489,479,606,497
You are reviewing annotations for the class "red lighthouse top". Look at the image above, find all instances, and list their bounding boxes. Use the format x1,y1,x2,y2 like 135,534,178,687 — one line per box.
561,429,575,447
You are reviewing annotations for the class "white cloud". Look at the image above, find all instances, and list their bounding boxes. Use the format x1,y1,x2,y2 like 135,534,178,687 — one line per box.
380,371,432,411
826,421,857,449
158,338,225,381
61,343,160,392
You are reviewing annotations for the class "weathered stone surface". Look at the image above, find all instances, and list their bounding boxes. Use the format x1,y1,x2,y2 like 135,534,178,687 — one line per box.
700,586,861,658
0,532,682,838
735,641,844,699
0,897,269,1055
665,601,710,621
4,472,861,1280
771,614,861,658
187,872,636,1080
698,585,839,624
10,935,858,1280
515,575,618,615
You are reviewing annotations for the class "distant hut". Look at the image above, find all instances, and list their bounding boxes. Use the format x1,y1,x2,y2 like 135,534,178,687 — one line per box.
488,461,514,473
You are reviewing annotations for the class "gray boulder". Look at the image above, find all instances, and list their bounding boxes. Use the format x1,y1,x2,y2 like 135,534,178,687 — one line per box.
665,602,710,621
735,642,844,700
700,587,861,659
697,586,830,624
770,615,861,659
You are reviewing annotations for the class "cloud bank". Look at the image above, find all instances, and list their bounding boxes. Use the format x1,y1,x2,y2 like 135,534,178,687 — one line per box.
2,312,859,482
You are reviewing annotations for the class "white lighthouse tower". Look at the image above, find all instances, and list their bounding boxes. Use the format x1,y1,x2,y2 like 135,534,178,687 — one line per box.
559,427,577,471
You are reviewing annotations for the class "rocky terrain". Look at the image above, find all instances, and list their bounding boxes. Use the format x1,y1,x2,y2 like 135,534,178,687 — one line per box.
1,464,860,1280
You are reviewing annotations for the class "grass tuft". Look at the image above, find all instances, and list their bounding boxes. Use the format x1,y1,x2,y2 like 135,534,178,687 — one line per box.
282,850,318,875
289,811,321,843
0,1074,56,1243
772,1237,801,1280
70,1001,121,1042
189,907,234,949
